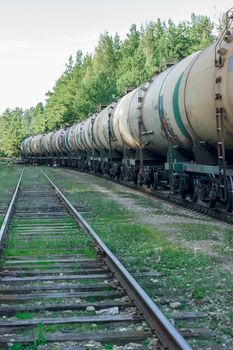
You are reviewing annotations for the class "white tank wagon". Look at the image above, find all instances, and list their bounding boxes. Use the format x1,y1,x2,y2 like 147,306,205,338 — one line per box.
107,40,233,157
59,128,71,154
21,9,233,212
74,122,86,151
50,131,60,155
81,116,94,151
50,128,71,155
21,137,33,156
67,124,80,152
29,134,44,156
92,107,110,151
40,132,54,155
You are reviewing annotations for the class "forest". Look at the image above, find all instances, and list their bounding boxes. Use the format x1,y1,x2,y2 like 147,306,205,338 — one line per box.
0,14,219,156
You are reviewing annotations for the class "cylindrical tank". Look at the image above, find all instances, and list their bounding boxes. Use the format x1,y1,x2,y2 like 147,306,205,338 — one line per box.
111,53,199,156
178,42,233,149
141,52,198,154
57,128,71,154
21,137,32,156
149,39,233,152
40,135,46,155
74,122,86,151
67,124,79,152
64,128,72,153
51,131,62,154
30,135,43,155
128,77,168,155
156,52,200,152
111,91,139,151
93,108,110,151
115,38,233,156
42,132,54,155
81,116,96,151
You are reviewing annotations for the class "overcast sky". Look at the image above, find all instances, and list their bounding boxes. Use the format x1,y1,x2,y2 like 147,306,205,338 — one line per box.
0,0,232,113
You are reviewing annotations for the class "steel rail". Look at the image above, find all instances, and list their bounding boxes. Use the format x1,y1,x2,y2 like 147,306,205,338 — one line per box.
40,168,192,350
0,168,24,250
25,158,233,224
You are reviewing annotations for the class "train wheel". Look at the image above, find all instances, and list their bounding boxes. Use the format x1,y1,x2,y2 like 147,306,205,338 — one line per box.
152,171,159,190
215,176,233,213
189,176,198,202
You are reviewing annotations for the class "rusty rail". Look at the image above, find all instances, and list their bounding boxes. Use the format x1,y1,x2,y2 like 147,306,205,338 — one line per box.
40,168,193,350
0,168,24,249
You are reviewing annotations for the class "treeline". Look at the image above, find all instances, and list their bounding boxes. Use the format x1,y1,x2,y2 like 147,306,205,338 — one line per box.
0,14,215,156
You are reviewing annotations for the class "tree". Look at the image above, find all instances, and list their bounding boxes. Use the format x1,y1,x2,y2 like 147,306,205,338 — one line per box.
0,108,30,156
30,103,46,134
116,24,144,93
0,12,217,156
73,33,119,118
45,55,78,129
187,14,214,52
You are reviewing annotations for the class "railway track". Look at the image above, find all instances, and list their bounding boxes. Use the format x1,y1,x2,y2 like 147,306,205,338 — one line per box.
0,167,192,350
22,158,233,226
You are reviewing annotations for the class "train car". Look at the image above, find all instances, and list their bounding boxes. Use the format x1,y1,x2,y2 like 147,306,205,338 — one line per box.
21,9,233,212
21,137,33,157
41,132,54,155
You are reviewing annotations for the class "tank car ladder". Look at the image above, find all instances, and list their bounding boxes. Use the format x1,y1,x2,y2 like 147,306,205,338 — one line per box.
214,7,233,200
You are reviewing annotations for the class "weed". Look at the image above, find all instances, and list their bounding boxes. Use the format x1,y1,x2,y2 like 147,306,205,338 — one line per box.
34,323,47,347
15,312,34,320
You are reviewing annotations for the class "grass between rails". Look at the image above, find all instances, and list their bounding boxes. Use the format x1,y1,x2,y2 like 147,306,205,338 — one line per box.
0,161,23,224
4,216,96,259
0,160,22,195
41,166,233,348
1,167,156,350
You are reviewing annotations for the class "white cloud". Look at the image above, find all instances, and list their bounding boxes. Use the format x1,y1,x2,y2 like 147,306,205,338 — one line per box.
0,40,39,53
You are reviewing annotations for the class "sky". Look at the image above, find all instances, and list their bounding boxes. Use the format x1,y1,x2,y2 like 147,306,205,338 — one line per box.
0,0,232,113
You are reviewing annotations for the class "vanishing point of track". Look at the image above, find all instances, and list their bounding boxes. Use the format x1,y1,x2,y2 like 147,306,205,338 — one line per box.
0,167,192,349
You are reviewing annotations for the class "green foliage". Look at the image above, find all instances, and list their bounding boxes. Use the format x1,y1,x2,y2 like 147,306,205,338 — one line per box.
0,13,215,156
192,287,205,300
34,323,47,347
30,102,46,133
0,108,29,157
8,324,47,349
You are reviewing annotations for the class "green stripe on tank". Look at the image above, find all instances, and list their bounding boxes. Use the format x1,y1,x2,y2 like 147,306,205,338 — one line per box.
65,130,71,151
173,73,191,140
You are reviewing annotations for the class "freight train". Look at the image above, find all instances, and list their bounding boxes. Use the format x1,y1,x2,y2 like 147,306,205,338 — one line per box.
21,9,233,213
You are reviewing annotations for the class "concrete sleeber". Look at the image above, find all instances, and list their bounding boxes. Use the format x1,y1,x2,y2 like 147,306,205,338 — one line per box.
0,168,155,348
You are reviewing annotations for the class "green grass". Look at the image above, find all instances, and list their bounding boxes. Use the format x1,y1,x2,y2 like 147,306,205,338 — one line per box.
2,165,232,349
41,166,233,348
0,161,23,226
15,312,34,320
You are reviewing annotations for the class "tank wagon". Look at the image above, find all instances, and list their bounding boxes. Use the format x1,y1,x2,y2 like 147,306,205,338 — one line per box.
22,9,233,212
